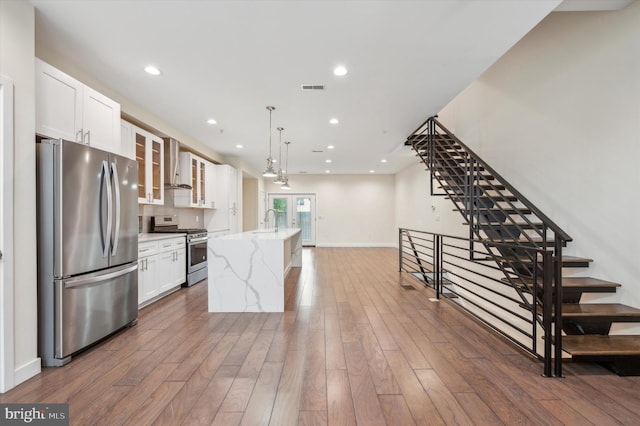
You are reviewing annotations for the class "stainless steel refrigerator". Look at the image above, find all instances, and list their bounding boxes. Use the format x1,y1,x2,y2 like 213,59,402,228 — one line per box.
36,138,139,366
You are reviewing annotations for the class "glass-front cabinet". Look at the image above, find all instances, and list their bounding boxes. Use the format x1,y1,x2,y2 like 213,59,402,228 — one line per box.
133,125,164,205
177,152,215,208
190,156,205,205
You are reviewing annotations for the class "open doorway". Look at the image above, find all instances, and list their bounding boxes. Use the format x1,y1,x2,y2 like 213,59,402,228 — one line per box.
267,193,316,246
242,174,259,232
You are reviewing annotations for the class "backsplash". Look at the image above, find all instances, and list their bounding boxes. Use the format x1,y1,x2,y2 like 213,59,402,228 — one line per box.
138,204,217,233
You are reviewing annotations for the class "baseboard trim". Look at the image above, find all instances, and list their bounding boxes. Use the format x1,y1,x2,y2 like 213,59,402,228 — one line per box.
13,357,41,387
315,242,396,248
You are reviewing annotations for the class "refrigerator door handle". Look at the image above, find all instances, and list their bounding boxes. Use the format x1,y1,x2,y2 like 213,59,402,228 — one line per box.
110,162,121,256
101,160,112,258
63,263,138,289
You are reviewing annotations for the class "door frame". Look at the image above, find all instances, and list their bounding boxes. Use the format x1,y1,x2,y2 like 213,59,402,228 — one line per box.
267,192,316,246
0,75,15,393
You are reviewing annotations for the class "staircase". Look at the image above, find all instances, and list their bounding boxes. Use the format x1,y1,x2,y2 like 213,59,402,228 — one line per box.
405,116,640,376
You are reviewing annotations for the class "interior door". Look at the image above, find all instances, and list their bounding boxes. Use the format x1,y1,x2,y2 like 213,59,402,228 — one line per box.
267,193,316,246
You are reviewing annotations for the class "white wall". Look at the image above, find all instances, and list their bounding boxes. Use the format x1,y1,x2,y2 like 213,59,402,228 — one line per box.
434,4,640,309
395,162,468,238
0,0,40,388
266,174,396,247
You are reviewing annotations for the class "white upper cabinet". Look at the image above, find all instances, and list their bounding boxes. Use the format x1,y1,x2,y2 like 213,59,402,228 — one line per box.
35,59,82,142
120,119,135,160
174,152,216,208
204,161,217,209
35,58,121,155
134,125,164,205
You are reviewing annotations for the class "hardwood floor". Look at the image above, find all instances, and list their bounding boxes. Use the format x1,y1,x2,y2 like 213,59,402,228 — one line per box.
3,247,640,425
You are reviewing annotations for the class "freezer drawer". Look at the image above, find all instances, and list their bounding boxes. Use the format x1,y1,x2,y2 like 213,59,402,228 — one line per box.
54,262,138,359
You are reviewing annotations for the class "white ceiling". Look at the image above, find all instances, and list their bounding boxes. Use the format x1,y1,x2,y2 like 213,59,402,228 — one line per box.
31,0,579,175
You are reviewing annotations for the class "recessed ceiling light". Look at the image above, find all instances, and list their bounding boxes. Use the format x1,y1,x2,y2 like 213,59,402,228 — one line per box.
329,118,339,125
206,118,217,125
333,65,348,76
144,65,161,76
325,170,331,174
327,145,335,150
236,145,243,149
272,159,277,163
369,170,375,173
325,159,332,163
381,159,387,163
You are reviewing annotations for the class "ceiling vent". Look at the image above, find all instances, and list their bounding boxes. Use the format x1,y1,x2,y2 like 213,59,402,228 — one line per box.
301,84,325,91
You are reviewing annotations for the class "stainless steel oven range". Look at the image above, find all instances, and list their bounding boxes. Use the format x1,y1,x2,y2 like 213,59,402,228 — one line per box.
151,216,208,286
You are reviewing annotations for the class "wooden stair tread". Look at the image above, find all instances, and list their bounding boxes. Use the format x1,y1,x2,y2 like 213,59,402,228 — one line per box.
513,255,592,267
504,277,620,304
478,221,544,229
561,303,640,318
443,184,506,191
468,207,531,214
563,335,640,357
509,276,620,290
562,256,593,267
489,236,556,244
562,277,621,290
449,197,519,204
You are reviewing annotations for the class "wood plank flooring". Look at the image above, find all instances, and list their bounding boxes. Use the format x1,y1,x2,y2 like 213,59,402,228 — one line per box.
3,247,640,425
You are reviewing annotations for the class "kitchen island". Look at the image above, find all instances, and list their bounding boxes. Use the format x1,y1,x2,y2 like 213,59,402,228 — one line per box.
207,228,302,312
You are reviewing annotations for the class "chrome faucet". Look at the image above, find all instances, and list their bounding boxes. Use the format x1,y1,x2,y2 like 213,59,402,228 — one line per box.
264,209,278,232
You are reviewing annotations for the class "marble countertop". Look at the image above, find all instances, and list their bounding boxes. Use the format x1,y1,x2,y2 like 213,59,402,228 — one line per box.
138,233,186,242
214,228,301,241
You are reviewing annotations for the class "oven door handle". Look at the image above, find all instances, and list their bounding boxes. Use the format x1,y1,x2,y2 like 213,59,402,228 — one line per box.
189,236,209,244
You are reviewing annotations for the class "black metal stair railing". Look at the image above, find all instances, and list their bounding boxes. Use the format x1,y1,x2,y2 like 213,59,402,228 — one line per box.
404,116,572,377
399,228,561,377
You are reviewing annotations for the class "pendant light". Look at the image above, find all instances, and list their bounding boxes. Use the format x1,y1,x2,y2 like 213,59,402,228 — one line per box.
262,106,277,178
274,127,286,184
281,141,291,190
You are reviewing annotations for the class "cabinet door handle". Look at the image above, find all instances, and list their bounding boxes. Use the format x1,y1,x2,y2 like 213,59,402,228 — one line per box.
85,130,91,145
76,129,83,143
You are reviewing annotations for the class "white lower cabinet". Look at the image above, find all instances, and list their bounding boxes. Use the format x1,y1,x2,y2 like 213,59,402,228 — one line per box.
137,241,159,305
138,236,186,307
156,237,186,292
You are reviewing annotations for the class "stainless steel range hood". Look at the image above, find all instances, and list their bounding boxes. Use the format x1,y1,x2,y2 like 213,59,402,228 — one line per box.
163,137,192,190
